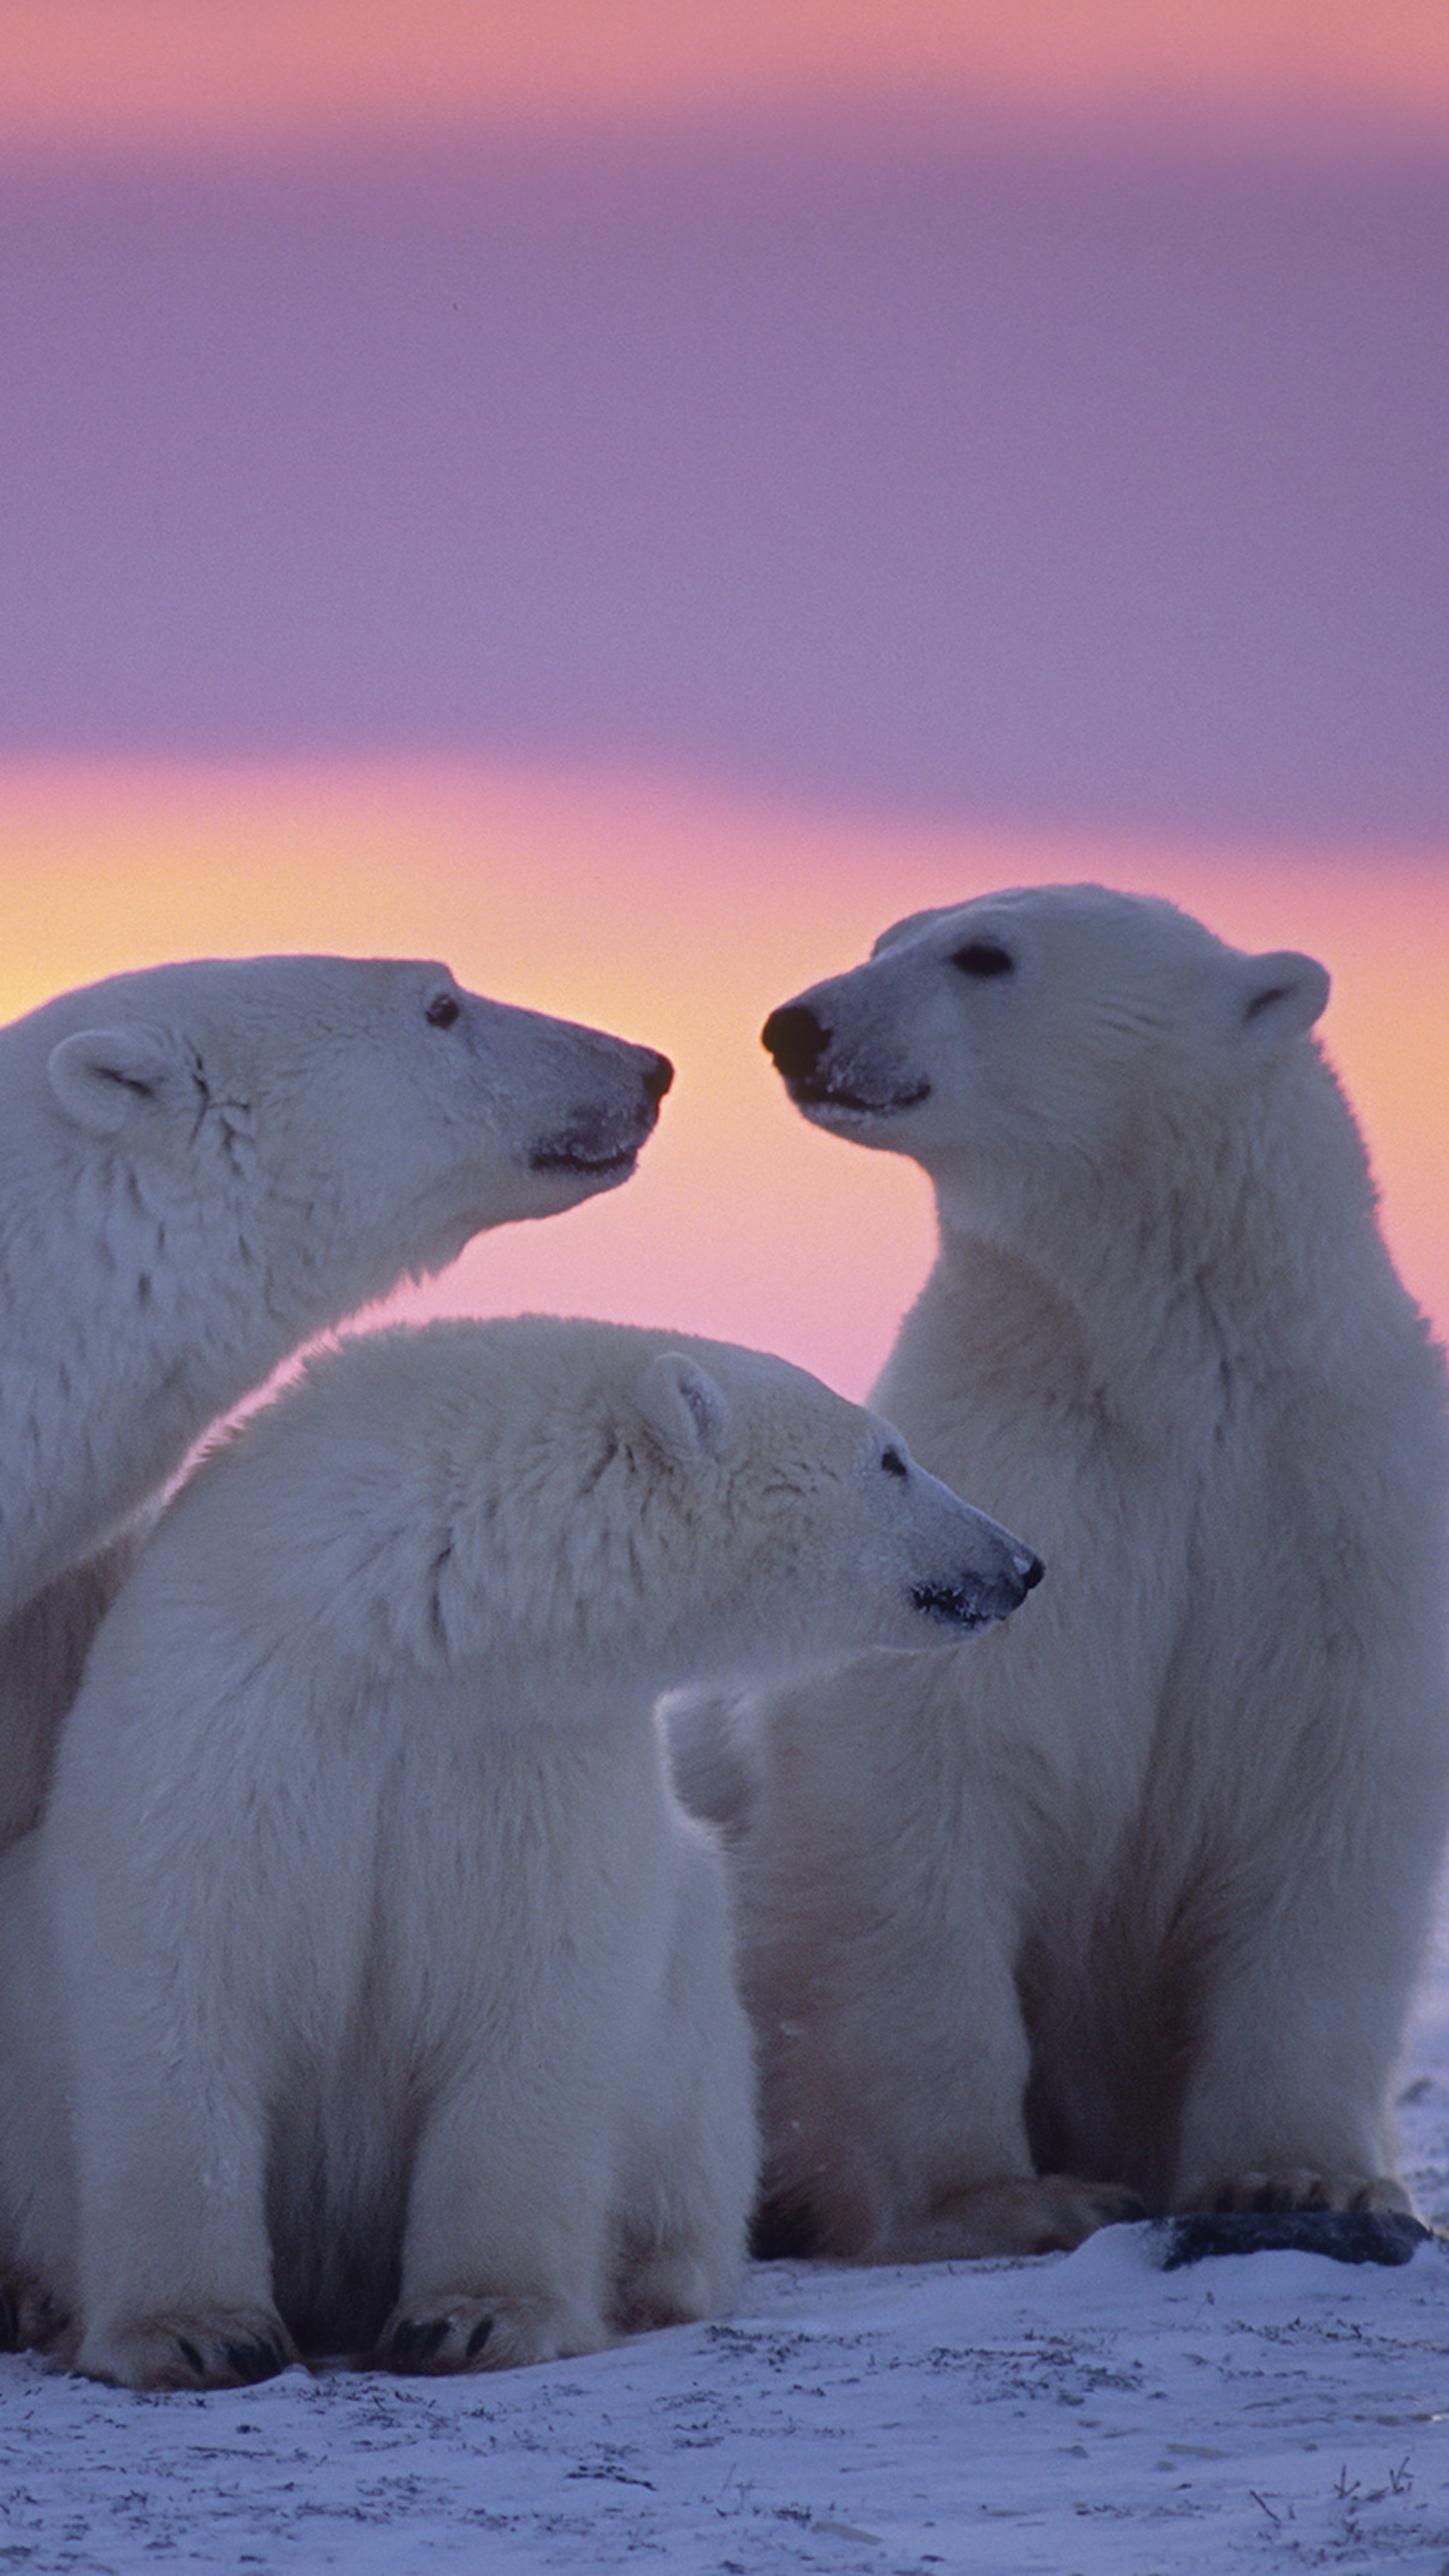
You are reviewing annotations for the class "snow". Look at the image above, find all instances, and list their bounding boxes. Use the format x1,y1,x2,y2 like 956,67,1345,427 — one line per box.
5,1924,1448,2573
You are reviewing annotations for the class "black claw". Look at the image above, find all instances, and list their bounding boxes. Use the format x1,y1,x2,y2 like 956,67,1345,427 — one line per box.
464,2316,494,2361
176,2336,205,2375
223,2336,286,2383
388,2314,451,2369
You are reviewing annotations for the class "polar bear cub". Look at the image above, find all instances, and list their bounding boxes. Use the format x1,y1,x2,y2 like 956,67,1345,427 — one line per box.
0,954,672,1849
0,1316,1040,2388
733,882,1449,2261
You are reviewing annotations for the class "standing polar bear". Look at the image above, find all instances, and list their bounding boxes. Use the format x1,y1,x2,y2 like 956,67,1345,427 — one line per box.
728,882,1449,2261
0,1316,1041,2388
0,953,672,1845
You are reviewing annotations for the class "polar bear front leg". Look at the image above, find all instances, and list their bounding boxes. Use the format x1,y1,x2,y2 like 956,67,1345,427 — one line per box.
1170,1865,1430,2219
751,1900,1141,2262
609,1821,759,2332
0,1837,83,2348
1,1829,290,2388
68,2025,289,2390
742,1696,1142,2264
379,2059,616,2374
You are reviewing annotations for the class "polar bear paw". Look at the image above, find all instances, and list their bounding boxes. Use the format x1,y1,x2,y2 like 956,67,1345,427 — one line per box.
1190,2168,1413,2216
908,2174,1146,2260
77,2307,297,2390
377,2292,609,2375
757,2170,1144,2263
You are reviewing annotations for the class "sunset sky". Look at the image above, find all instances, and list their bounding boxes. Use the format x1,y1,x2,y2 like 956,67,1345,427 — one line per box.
3,3,1446,1398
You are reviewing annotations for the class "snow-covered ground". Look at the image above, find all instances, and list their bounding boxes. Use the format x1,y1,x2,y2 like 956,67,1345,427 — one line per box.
5,1907,1448,2575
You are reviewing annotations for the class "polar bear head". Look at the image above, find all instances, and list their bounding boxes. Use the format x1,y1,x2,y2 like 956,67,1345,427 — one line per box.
178,1317,1042,1709
761,883,1333,1232
36,953,672,1305
600,1327,1044,1686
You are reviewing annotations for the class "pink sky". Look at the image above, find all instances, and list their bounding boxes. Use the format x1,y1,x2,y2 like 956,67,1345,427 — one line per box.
2,7,1444,1395
6,762,1444,1401
4,4,1448,144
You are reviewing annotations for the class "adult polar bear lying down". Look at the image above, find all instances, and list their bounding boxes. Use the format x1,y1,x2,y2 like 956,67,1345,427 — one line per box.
700,883,1449,2263
0,1316,1042,2390
0,954,672,1849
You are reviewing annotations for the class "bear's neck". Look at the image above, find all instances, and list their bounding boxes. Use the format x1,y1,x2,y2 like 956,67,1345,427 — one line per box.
910,1067,1405,1424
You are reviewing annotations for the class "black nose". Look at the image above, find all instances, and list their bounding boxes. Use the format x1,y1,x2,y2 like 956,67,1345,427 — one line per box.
1022,1555,1045,1593
761,1004,828,1081
643,1052,674,1104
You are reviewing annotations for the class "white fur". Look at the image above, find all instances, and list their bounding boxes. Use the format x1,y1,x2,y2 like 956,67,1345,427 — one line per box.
0,954,669,1845
0,1315,1038,2386
727,883,1449,2259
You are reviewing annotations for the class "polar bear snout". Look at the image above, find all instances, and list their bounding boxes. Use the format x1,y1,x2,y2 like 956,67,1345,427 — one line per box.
875,1449,1044,1644
912,1542,1044,1633
762,996,928,1124
528,1046,674,1175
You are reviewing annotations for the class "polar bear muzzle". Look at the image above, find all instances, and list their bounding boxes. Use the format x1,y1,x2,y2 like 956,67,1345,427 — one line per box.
761,1002,928,1122
912,1548,1044,1633
527,1048,674,1175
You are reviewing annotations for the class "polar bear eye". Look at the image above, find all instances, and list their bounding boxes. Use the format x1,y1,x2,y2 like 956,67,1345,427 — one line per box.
425,992,462,1029
951,940,1014,979
880,1446,908,1479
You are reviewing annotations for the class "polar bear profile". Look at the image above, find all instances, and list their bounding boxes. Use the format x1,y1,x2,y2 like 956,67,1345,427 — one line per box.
0,954,672,1845
721,882,1449,2261
0,1315,1040,2387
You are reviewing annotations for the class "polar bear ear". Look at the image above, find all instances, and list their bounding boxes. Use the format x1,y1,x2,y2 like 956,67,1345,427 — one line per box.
1227,950,1330,1056
47,1024,192,1138
636,1352,733,1466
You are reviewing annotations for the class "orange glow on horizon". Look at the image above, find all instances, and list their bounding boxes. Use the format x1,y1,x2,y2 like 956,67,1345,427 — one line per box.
2,2,1448,151
4,759,1446,1405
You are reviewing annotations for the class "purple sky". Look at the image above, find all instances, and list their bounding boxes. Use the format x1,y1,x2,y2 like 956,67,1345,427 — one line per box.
4,114,1447,840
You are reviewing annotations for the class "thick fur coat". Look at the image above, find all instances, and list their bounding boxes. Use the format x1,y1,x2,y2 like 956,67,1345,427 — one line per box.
724,883,1449,2261
0,953,670,1844
0,1316,1038,2387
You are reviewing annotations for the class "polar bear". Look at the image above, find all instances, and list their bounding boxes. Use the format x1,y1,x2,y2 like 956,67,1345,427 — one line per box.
0,954,672,1846
0,1314,1041,2387
718,882,1449,2262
